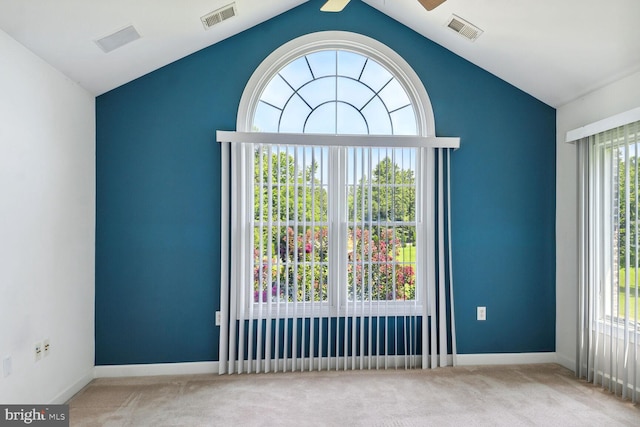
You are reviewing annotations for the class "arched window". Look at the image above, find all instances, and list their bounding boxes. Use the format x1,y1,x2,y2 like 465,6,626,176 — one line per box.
253,49,417,135
218,32,458,374
237,31,435,136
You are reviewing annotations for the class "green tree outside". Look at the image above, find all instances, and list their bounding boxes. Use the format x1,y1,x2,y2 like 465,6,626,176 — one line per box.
252,149,417,303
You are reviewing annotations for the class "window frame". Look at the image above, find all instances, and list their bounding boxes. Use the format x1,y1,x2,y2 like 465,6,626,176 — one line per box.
236,31,436,137
241,141,428,318
588,126,640,335
233,31,439,318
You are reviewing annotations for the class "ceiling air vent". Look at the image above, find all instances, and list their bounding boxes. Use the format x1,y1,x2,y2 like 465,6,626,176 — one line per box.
446,14,483,42
201,3,237,30
95,25,141,53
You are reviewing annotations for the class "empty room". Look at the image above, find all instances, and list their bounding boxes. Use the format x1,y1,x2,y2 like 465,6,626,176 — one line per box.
1,0,639,425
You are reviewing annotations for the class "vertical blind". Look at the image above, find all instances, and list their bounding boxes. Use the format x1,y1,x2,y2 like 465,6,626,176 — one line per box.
577,120,640,403
218,134,457,373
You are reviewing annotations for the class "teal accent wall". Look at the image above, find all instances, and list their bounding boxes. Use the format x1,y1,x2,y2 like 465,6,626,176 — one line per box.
96,0,555,364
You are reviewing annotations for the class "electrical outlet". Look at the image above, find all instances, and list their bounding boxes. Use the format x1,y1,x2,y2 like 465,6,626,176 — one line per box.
2,356,11,377
477,306,486,321
44,339,50,357
215,311,221,326
35,343,42,361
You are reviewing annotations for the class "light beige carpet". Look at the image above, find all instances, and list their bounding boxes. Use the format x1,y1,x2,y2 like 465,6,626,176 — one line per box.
68,364,639,426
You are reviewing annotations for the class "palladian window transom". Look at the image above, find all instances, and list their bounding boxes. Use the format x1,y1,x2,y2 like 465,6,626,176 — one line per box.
253,50,417,136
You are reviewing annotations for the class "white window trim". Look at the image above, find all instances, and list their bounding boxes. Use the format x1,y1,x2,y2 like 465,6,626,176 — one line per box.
592,318,640,342
226,31,448,319
236,31,436,137
217,131,459,149
582,123,640,338
566,106,640,143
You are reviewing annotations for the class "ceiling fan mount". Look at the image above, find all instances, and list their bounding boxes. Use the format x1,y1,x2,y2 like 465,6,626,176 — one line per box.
321,0,447,13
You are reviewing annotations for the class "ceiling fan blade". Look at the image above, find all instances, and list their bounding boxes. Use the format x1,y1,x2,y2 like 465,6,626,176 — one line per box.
417,0,447,11
320,0,351,13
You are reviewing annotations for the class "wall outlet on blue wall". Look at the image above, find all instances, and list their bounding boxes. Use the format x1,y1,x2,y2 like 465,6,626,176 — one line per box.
477,306,486,321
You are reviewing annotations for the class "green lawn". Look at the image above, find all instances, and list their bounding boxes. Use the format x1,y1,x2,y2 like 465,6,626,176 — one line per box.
398,243,416,263
618,292,638,319
618,268,638,318
619,268,638,289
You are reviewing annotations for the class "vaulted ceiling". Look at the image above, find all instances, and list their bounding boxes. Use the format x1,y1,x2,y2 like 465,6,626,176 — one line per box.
1,0,638,107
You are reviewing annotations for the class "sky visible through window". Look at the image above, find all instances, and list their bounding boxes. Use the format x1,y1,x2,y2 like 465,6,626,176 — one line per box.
254,50,417,136
253,50,418,186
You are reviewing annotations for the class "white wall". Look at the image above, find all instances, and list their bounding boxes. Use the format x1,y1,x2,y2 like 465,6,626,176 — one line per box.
556,70,640,370
0,30,95,403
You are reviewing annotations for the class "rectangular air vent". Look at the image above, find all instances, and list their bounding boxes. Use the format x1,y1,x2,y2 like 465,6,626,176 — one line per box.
201,3,237,30
446,15,483,41
95,25,141,53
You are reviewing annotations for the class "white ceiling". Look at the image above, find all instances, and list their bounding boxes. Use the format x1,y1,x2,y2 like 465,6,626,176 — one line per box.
1,0,638,107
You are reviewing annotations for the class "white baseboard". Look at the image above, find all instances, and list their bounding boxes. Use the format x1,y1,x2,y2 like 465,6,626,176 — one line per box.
51,368,94,404
92,353,560,378
94,361,220,378
456,352,557,366
555,353,575,372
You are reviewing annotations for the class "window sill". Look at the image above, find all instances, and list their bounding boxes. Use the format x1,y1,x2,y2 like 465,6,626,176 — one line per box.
591,318,640,342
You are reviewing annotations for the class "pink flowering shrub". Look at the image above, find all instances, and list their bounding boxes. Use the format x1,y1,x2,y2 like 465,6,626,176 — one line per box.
253,226,415,302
